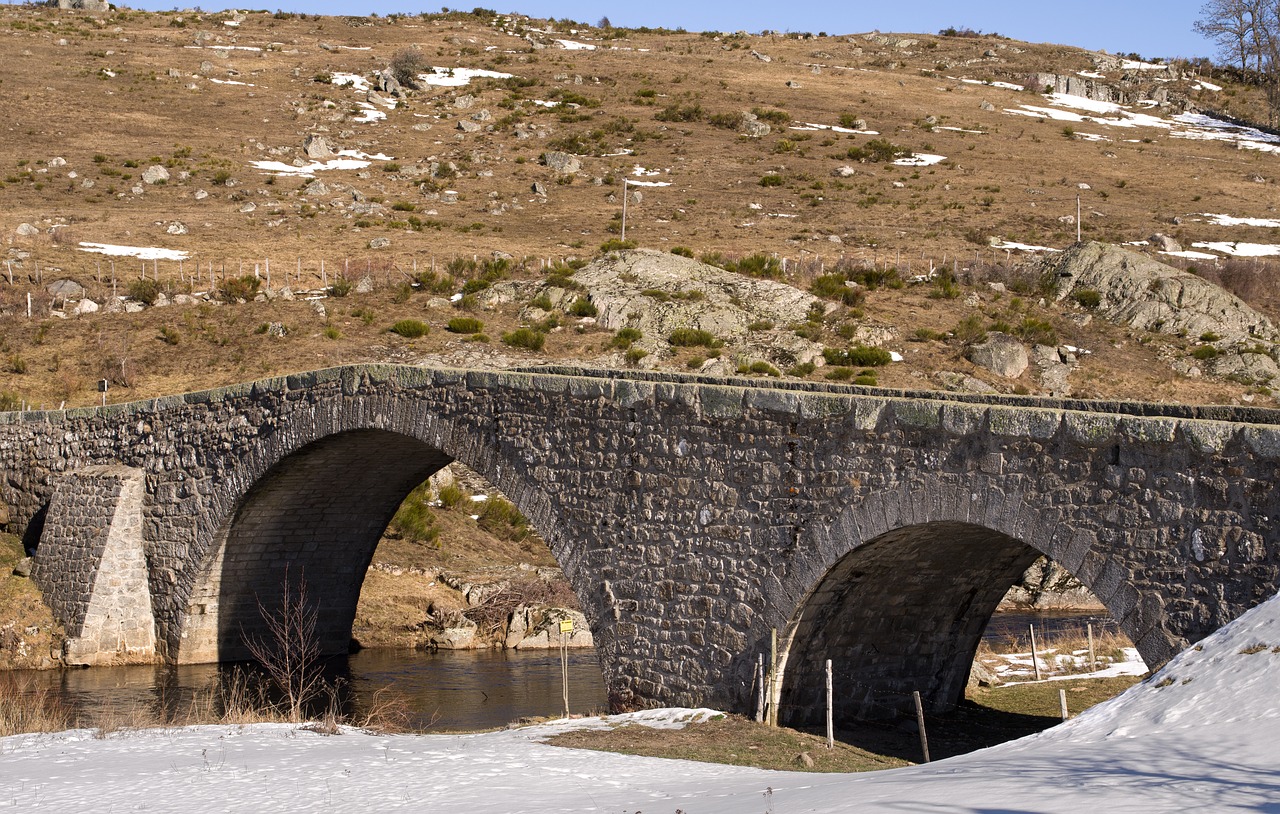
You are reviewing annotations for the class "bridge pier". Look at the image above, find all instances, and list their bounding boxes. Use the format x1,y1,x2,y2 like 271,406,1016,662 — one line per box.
31,467,157,665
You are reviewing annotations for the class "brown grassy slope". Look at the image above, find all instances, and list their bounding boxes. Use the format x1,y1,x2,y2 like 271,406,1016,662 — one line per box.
0,6,1277,412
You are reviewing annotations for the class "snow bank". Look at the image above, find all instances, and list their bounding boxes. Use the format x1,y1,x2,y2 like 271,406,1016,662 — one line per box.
77,243,190,261
7,595,1280,812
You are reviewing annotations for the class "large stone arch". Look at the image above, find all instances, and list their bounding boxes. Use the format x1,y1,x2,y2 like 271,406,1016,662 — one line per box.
169,395,584,666
773,477,1172,724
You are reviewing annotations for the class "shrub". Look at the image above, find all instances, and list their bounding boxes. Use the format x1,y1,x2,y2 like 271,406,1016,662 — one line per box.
1072,288,1101,309
1192,345,1220,361
328,277,353,298
846,139,909,163
1199,331,1222,342
668,328,720,348
738,360,781,377
853,371,878,386
567,297,598,317
747,320,774,331
759,174,783,187
158,325,180,346
824,366,854,381
609,327,643,349
503,328,546,351
599,238,637,253
218,275,260,303
1016,317,1058,346
127,278,161,306
751,107,790,125
352,307,376,325
438,483,467,509
655,103,704,122
390,46,425,89
913,328,945,341
624,347,648,365
788,361,817,376
953,314,987,344
446,317,484,333
389,319,430,338
670,246,694,257
824,345,892,367
323,326,342,340
727,253,783,279
478,497,529,541
811,274,865,306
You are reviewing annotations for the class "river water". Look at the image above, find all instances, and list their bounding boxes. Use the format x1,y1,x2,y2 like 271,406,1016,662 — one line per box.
16,611,1123,731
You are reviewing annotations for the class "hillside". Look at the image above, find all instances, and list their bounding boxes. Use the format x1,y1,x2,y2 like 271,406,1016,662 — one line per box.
2,5,1280,411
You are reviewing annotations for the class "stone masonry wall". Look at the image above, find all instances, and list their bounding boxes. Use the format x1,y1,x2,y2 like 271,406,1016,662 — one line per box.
1,365,1278,719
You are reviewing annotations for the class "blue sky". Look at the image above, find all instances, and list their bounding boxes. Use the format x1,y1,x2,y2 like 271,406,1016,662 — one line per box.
139,1,1217,61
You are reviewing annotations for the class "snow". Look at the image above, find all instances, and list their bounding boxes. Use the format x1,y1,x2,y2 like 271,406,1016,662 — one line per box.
1121,58,1169,70
330,72,370,92
631,165,663,176
1078,70,1106,79
553,39,596,50
793,122,880,135
893,153,945,166
1193,80,1223,91
1198,213,1280,228
417,67,515,87
10,591,1280,811
1164,249,1221,260
250,158,371,177
1192,241,1280,257
626,179,671,188
991,241,1060,253
77,243,190,261
208,77,254,87
353,103,386,124
958,78,1024,91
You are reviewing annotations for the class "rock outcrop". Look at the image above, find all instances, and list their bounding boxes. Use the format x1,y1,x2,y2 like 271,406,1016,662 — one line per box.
1045,241,1277,343
966,332,1029,378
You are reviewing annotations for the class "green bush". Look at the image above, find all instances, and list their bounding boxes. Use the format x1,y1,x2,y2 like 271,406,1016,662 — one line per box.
670,246,694,257
953,314,987,344
127,278,161,306
609,327,643,349
1192,345,1220,361
1016,317,1058,346
438,483,467,509
567,297,598,317
503,328,546,351
668,328,721,348
389,319,430,338
824,366,854,381
759,174,784,187
1072,288,1102,309
624,347,649,365
446,317,485,333
328,277,353,298
655,103,704,122
787,361,817,376
846,139,909,163
218,275,261,303
824,345,892,367
810,274,865,306
737,360,781,377
478,497,529,542
599,238,637,253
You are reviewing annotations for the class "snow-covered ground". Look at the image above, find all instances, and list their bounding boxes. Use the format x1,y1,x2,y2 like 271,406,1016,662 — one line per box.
6,589,1280,811
77,243,190,261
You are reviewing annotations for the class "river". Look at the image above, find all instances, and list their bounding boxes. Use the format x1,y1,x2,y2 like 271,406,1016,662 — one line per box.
14,610,1125,730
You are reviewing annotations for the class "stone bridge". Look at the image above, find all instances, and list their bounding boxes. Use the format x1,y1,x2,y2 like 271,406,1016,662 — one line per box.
2,364,1279,724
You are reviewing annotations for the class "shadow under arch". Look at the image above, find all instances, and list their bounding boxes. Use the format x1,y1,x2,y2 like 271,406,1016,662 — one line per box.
778,521,1111,726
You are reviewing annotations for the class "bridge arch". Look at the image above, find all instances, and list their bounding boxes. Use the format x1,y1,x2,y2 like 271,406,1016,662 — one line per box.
773,479,1171,725
170,398,586,666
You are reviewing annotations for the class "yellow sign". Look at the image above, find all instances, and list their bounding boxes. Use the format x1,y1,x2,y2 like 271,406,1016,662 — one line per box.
558,619,575,634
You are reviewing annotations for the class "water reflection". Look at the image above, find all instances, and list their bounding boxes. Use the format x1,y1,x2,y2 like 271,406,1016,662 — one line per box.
16,648,608,732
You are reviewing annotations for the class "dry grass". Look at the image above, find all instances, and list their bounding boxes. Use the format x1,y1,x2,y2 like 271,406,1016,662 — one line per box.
0,674,70,736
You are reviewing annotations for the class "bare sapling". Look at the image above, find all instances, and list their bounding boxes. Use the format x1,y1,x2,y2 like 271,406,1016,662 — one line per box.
246,567,326,722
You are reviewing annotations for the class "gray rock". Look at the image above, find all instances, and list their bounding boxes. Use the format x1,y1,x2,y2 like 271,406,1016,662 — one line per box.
368,237,391,249
239,201,257,214
457,119,483,133
166,221,188,236
967,660,1001,689
75,299,99,315
542,151,581,174
453,94,476,109
532,181,548,196
15,223,38,237
1044,241,1277,343
979,99,995,111
966,332,1029,378
265,322,287,337
750,50,772,62
1148,233,1182,253
12,557,32,578
142,165,170,185
194,189,209,200
47,278,85,300
1002,556,1103,610
355,275,375,293
303,133,335,160
935,371,996,394
739,112,771,138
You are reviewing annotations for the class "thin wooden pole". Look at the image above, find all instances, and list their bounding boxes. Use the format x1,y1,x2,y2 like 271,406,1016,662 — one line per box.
1087,623,1096,671
825,658,834,749
1059,688,1069,721
913,690,930,763
755,654,765,723
560,629,570,718
769,628,778,728
1029,623,1042,681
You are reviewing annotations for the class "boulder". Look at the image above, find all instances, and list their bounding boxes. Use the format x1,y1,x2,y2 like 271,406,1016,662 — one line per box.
75,299,99,315
303,133,335,160
1043,241,1277,342
430,616,478,649
166,221,188,235
14,223,38,238
368,237,391,249
457,119,483,133
46,278,85,300
1002,556,1103,611
966,332,1029,378
739,112,771,138
1148,233,1182,252
506,606,593,649
542,151,581,174
142,165,170,185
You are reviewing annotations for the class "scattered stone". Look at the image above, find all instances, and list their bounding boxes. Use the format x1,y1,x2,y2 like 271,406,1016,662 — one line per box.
935,371,997,394
166,221,188,236
355,275,374,294
532,181,547,196
979,99,995,111
303,133,335,160
142,165,170,185
194,189,209,200
310,300,327,319
48,157,66,167
542,151,581,174
966,332,1029,378
750,50,771,62
75,299,100,315
1148,233,1182,253
46,279,85,300
12,557,32,578
739,111,771,138
795,752,815,768
785,80,803,88
453,94,476,109
15,223,38,238
368,237,391,249
457,119,483,133
239,201,257,214
265,322,287,337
